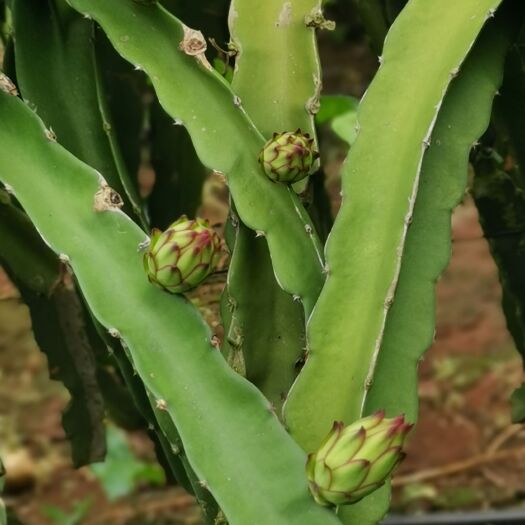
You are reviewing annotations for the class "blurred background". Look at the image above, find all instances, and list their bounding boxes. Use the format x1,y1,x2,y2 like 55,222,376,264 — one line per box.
1,1,524,524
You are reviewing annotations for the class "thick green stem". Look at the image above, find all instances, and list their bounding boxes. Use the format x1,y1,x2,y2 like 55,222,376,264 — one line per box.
347,9,517,523
225,0,325,412
286,0,505,455
0,89,339,525
0,189,107,466
66,0,325,315
13,0,145,224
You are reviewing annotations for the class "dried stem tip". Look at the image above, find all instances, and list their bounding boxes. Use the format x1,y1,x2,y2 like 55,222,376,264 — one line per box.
179,27,207,56
0,74,18,96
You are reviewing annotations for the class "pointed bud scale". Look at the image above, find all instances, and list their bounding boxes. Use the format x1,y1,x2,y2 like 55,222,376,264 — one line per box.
258,130,319,184
143,216,221,294
306,412,413,507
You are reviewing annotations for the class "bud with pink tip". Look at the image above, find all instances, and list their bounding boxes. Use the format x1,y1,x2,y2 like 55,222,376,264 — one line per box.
143,216,221,294
306,411,413,506
259,129,319,184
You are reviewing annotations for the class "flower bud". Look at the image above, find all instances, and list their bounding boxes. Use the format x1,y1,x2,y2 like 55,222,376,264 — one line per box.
306,411,412,506
143,216,221,294
259,129,319,184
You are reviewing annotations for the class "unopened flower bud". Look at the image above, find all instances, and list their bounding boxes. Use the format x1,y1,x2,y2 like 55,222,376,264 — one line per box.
306,411,413,506
144,216,221,294
259,129,319,184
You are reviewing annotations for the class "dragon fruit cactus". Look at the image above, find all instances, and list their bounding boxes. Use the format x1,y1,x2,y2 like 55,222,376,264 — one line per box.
259,129,319,184
306,411,413,507
143,216,222,294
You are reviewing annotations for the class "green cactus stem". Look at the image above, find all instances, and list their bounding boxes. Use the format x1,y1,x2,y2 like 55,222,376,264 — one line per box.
67,0,325,316
344,6,518,524
13,0,146,225
0,188,107,466
223,0,323,412
363,4,521,426
0,87,339,525
228,0,323,193
283,1,508,522
285,0,505,451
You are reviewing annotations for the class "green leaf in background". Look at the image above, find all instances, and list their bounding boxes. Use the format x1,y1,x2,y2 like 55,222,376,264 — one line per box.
331,112,359,146
42,499,92,525
315,95,359,125
91,425,164,501
316,95,359,146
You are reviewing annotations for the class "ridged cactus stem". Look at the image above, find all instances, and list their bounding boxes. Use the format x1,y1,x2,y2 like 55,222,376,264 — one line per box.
285,0,505,451
361,4,520,427
0,89,339,525
229,0,324,192
284,1,506,522
149,398,220,523
224,0,325,412
349,12,517,522
0,188,107,466
13,0,146,225
67,0,325,316
106,340,195,493
228,0,322,144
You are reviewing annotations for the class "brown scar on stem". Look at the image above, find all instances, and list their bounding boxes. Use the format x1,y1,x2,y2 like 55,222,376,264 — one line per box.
305,9,336,31
93,181,124,212
179,26,213,71
306,75,322,115
0,73,18,96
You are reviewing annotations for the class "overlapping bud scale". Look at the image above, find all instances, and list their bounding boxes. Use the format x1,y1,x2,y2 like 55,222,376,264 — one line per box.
143,216,221,294
259,129,319,184
306,411,413,507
